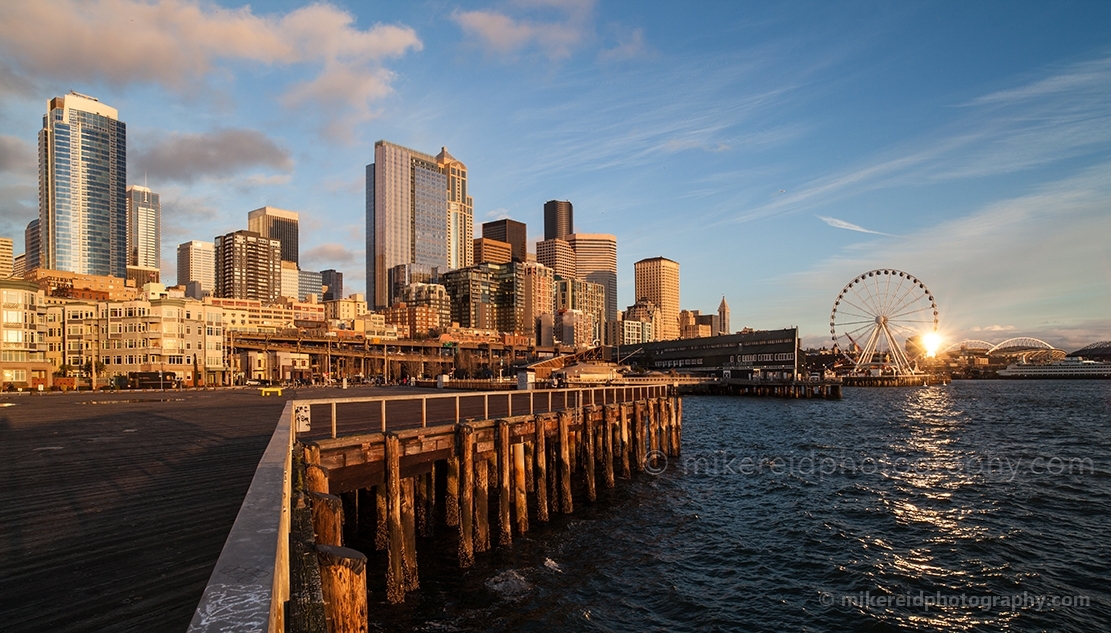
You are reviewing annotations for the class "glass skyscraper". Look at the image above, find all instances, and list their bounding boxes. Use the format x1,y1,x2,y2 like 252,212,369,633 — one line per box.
38,92,127,277
126,185,160,269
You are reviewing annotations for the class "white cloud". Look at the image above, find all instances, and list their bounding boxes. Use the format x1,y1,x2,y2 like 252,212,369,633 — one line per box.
452,0,594,61
130,129,293,184
0,1,422,126
816,215,893,236
303,243,360,266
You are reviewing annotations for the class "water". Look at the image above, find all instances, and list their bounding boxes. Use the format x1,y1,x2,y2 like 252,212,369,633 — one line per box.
374,381,1111,632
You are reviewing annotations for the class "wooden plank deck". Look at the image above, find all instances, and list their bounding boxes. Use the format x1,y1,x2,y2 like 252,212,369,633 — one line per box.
0,385,427,633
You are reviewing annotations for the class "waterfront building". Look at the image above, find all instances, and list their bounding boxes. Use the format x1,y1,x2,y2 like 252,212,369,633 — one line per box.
39,92,127,277
247,206,299,264
474,237,512,265
544,200,574,241
567,233,617,328
208,296,325,334
214,230,281,302
177,240,215,294
24,219,40,271
324,294,368,323
366,141,458,309
126,185,160,269
0,238,12,278
481,218,527,262
608,314,654,347
0,279,51,388
634,256,680,341
321,269,343,301
437,147,474,271
537,238,575,280
623,327,800,379
24,267,139,301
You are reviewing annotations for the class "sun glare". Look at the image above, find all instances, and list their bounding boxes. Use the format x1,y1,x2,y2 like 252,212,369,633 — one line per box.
922,332,942,358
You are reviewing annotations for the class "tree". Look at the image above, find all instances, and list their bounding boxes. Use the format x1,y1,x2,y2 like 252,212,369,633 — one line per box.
455,350,477,379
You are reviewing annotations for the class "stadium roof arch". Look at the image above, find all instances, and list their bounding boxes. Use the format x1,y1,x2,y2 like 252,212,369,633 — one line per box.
941,340,994,354
988,337,1055,354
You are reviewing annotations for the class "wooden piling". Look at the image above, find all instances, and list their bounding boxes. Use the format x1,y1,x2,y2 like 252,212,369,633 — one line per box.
676,395,683,455
445,456,460,527
620,403,631,478
559,411,573,514
474,457,490,552
308,491,343,547
456,424,475,568
534,416,549,522
315,544,367,633
384,433,405,603
400,477,419,592
513,441,528,534
583,409,597,502
633,401,646,472
416,471,434,538
306,464,329,494
497,420,513,546
374,484,387,551
603,405,615,488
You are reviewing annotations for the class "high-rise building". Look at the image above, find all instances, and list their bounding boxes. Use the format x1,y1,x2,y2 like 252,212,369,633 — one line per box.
39,92,127,277
556,277,606,345
567,233,618,327
247,206,299,264
634,256,680,341
522,262,555,343
544,200,573,241
214,230,281,301
437,147,474,271
24,219,40,271
474,237,512,265
537,238,575,279
481,218,527,262
126,185,160,269
0,238,12,278
177,240,215,293
298,269,323,302
321,269,343,302
280,261,300,299
12,254,26,278
367,141,454,309
718,296,730,335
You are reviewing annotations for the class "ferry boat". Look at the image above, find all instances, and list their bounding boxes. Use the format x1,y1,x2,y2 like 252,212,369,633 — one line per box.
997,357,1111,378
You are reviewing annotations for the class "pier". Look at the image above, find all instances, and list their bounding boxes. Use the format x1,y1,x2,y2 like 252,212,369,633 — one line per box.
841,374,949,387
189,385,681,632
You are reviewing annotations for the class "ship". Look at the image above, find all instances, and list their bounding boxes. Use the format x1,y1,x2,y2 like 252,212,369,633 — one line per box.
997,357,1111,378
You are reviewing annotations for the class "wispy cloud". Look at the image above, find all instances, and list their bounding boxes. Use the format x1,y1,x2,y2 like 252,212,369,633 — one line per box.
130,129,293,184
0,1,422,129
816,215,893,236
452,0,594,61
598,27,650,63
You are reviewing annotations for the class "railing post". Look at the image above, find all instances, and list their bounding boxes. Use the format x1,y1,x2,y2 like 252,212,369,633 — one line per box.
421,397,427,428
508,392,512,417
455,395,460,425
530,391,534,415
484,393,489,420
331,402,337,439
381,399,386,433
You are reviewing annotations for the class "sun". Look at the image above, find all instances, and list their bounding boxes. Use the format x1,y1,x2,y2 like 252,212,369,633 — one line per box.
922,332,942,358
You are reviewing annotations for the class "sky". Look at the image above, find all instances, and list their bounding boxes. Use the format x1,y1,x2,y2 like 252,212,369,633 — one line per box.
1,0,1110,351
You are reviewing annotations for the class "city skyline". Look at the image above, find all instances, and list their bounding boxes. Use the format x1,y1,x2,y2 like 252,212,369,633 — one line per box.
1,2,1110,348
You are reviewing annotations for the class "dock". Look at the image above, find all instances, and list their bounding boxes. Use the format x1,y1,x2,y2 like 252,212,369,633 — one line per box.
189,385,682,632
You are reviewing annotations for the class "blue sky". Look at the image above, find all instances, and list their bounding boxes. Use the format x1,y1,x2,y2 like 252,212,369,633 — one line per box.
1,1,1110,350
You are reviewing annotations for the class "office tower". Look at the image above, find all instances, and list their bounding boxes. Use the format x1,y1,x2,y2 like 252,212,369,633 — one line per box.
24,219,40,271
126,185,160,268
556,277,606,344
481,218,527,262
367,141,453,309
299,269,322,301
634,256,680,341
214,230,281,301
718,296,730,335
474,237,512,265
39,92,127,277
321,269,343,301
522,262,555,343
567,233,618,329
536,238,575,279
280,261,300,299
177,240,215,293
437,148,474,271
0,238,12,277
247,206,299,264
544,200,573,241
12,254,26,278
442,265,495,330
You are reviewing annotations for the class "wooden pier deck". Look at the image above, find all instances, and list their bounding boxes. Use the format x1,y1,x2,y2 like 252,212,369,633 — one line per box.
0,385,431,633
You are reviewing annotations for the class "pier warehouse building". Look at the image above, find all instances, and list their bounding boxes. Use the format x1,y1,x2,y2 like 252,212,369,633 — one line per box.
622,327,801,380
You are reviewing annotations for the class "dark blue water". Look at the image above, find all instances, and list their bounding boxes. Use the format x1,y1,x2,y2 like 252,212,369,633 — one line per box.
375,381,1111,632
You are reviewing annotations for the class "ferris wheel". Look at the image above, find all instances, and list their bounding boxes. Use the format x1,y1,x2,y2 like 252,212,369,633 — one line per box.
830,269,938,375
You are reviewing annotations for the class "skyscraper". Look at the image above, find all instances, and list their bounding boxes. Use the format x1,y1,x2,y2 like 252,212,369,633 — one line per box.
126,185,160,268
24,219,39,271
321,269,343,301
544,200,573,241
474,237,512,265
39,92,127,277
0,238,12,278
177,240,215,293
366,141,454,309
437,148,474,271
214,231,281,301
634,256,680,341
537,238,575,279
247,206,299,264
718,296,730,336
567,233,618,327
481,218,527,262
